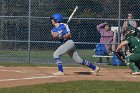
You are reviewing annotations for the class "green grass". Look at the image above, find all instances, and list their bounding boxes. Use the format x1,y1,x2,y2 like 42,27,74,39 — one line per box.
0,49,96,58
0,50,53,58
0,62,83,67
0,49,127,69
0,61,128,69
0,80,140,93
0,62,50,67
0,49,100,65
0,49,92,56
0,50,133,93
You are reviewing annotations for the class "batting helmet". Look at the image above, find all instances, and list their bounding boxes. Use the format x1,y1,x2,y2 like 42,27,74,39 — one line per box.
50,13,63,23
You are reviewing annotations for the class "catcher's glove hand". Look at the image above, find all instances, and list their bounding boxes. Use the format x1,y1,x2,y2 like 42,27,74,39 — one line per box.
115,51,125,63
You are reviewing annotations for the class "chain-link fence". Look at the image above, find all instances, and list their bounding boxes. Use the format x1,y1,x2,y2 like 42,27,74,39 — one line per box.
0,0,140,64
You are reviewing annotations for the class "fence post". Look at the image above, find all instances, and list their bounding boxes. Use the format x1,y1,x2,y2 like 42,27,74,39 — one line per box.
28,0,31,63
118,0,121,44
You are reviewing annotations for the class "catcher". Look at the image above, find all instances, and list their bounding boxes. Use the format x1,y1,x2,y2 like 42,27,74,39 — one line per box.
116,24,140,75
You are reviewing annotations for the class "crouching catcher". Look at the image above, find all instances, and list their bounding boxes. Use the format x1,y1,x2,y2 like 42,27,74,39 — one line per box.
116,25,140,75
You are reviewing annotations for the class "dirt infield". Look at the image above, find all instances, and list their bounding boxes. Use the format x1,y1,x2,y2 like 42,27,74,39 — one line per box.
0,66,140,88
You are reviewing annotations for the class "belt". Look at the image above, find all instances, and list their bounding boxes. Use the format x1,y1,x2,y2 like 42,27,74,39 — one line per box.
60,38,71,44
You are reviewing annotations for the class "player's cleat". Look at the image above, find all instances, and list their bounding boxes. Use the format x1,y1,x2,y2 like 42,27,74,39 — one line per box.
90,66,100,75
52,71,64,76
131,72,140,75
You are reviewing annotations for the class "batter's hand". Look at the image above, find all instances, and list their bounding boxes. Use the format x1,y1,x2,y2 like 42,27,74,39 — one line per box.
57,30,63,37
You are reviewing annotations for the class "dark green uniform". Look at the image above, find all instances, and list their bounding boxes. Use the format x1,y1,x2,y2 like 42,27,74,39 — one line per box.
127,36,140,53
126,36,140,72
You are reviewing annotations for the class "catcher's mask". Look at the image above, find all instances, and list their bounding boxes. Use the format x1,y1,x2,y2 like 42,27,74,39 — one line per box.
125,24,137,38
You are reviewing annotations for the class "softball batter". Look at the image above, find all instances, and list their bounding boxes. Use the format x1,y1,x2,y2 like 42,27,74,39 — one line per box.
50,13,100,76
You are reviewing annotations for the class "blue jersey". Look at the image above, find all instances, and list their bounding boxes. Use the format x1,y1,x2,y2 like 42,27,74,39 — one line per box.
51,23,71,43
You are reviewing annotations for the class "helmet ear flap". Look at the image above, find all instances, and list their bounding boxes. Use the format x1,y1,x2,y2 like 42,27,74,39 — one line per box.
50,17,57,23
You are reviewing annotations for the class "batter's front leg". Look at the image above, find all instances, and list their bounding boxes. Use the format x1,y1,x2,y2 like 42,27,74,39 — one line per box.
53,40,75,74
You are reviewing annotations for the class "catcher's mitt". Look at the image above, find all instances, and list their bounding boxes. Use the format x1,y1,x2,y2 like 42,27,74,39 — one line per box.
115,51,125,63
135,62,140,69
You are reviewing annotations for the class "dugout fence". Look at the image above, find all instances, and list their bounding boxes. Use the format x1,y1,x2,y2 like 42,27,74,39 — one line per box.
0,0,140,64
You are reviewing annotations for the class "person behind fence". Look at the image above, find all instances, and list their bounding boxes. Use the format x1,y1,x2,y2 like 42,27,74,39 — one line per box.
111,28,119,52
122,13,137,34
96,22,114,63
121,13,137,55
50,13,100,76
116,25,140,75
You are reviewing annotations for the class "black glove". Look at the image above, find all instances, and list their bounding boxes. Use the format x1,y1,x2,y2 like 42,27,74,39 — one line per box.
115,51,125,63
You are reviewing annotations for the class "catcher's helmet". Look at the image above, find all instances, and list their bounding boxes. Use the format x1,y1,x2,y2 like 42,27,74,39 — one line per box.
125,24,137,38
50,13,63,23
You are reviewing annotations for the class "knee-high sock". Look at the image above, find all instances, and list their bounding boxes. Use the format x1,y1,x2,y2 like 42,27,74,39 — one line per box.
126,57,139,72
55,58,63,72
81,59,96,70
127,62,139,72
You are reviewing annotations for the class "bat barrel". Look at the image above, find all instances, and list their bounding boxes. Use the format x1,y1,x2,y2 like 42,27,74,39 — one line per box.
67,6,78,24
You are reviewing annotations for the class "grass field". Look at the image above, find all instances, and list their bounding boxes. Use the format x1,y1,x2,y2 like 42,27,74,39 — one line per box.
0,49,95,58
0,49,102,64
0,50,135,93
0,61,133,93
0,80,140,93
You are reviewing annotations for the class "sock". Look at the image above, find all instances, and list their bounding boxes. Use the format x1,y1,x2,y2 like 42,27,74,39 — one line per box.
81,59,96,70
127,62,139,72
55,58,63,72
